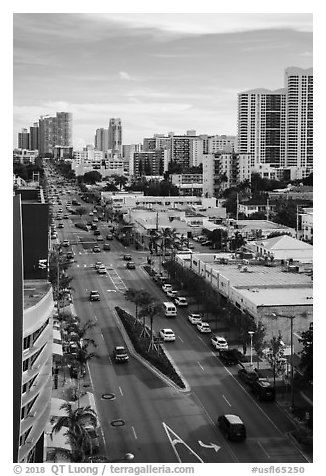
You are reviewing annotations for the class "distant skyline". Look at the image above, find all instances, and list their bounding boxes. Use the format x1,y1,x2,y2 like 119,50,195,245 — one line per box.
13,13,313,148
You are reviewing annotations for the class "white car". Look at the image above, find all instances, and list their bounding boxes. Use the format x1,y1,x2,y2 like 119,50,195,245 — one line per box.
211,335,228,350
97,265,106,275
159,329,176,342
175,297,188,307
197,322,212,333
89,212,94,216
162,283,173,293
94,261,102,269
188,313,202,325
166,289,178,299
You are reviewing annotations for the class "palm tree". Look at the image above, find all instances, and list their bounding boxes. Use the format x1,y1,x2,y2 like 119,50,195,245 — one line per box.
124,289,153,324
139,300,163,347
52,403,97,450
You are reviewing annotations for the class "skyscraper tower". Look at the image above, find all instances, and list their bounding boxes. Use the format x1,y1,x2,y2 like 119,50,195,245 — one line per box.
55,112,73,147
237,88,287,167
18,128,30,149
285,67,313,169
95,128,109,152
29,123,39,151
38,115,56,156
108,118,122,154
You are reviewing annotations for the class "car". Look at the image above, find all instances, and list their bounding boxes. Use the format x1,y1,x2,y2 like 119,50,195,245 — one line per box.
51,233,57,239
106,233,113,240
103,243,111,251
166,289,178,299
93,245,101,253
126,261,136,269
188,243,195,249
113,346,129,363
89,212,94,216
97,265,106,275
250,380,275,401
63,215,69,219
61,239,70,247
89,290,100,301
159,329,176,342
94,230,101,236
211,335,228,350
91,224,98,230
175,297,188,307
188,313,202,325
162,283,173,293
218,350,239,366
197,322,212,333
123,254,132,261
97,235,104,242
201,240,213,247
93,217,99,222
66,252,74,262
238,365,259,385
57,223,64,228
217,414,246,441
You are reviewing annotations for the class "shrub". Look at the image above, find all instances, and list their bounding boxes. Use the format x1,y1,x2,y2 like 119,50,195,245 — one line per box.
115,307,185,389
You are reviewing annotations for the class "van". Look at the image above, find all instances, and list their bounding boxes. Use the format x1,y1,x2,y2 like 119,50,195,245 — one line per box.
163,302,177,317
217,414,246,441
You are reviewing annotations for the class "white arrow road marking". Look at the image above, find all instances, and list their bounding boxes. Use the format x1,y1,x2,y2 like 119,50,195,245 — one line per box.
198,441,221,452
162,422,204,463
222,395,232,407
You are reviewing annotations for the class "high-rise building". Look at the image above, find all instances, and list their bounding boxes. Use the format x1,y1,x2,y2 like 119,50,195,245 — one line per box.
133,150,166,177
55,112,72,148
13,187,54,463
18,128,30,149
237,88,287,167
143,137,156,151
285,67,313,169
29,123,39,151
95,128,109,152
38,115,56,156
108,118,122,154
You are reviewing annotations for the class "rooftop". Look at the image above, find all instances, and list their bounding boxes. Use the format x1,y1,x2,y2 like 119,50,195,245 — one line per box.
24,280,51,309
239,287,313,307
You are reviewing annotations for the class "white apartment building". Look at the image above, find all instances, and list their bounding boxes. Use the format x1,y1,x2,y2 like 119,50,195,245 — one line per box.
208,135,237,154
101,192,216,209
202,154,215,198
73,145,104,165
190,139,204,167
285,67,313,169
300,209,313,243
238,88,287,167
13,149,38,165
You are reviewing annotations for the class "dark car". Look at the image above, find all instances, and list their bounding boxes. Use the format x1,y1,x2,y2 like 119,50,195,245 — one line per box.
103,243,111,251
126,261,136,269
123,254,132,261
238,366,259,385
250,380,275,401
106,233,113,240
94,230,101,236
113,346,129,363
89,290,100,301
91,224,98,230
93,245,101,253
217,414,246,441
218,350,239,366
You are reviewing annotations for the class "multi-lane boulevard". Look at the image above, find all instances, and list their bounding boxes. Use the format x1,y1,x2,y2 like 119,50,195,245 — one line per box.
50,181,309,464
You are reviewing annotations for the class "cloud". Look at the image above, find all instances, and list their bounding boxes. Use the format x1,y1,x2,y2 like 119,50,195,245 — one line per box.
119,71,132,80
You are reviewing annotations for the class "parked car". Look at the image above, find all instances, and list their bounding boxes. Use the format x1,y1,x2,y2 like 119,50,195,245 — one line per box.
238,365,259,385
113,346,129,363
211,335,228,350
162,283,173,293
159,329,176,342
93,245,101,253
201,240,213,247
217,414,246,441
57,223,64,228
166,289,178,299
188,313,202,325
94,261,102,269
218,349,239,366
197,322,212,333
126,261,136,269
61,239,70,247
174,297,188,307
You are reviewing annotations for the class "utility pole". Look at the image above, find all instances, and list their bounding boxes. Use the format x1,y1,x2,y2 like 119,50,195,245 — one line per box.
236,193,239,221
266,198,270,221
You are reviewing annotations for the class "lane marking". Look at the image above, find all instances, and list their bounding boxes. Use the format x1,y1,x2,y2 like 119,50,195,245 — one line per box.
178,336,184,343
131,426,138,440
257,440,270,458
222,395,232,407
119,386,123,397
197,361,204,371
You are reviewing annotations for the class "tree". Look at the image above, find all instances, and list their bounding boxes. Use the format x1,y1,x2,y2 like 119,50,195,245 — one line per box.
252,322,266,369
52,403,97,461
112,174,128,190
299,323,313,383
124,289,153,324
83,171,102,184
268,334,285,389
229,231,245,252
75,206,87,218
139,300,164,348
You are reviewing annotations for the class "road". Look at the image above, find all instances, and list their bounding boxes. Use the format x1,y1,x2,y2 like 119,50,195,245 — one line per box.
48,176,309,464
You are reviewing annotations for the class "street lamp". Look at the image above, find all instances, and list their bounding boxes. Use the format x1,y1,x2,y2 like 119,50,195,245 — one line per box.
248,331,254,365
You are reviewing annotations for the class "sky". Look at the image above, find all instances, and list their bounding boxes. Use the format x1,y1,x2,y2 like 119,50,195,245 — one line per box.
13,11,313,148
